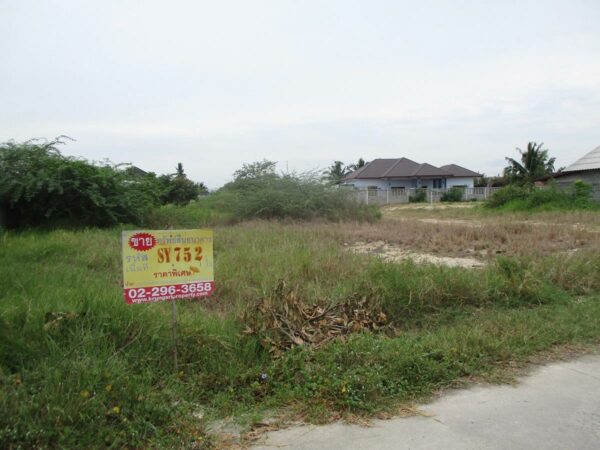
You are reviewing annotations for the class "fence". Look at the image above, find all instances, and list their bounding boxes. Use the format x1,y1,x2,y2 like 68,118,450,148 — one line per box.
351,187,502,205
351,184,600,205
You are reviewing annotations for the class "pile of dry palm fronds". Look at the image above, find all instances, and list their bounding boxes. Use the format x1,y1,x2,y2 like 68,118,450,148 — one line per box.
243,282,392,356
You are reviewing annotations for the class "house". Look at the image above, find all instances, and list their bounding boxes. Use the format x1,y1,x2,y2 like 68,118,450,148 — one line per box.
553,146,600,186
342,158,481,190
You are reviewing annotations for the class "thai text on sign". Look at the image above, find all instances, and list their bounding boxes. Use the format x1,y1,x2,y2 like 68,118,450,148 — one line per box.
122,229,214,304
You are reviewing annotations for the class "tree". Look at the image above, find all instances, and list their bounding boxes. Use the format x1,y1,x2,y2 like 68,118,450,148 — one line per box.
233,160,277,180
0,137,160,227
504,142,556,185
347,158,367,171
161,163,204,205
474,174,508,188
323,161,348,185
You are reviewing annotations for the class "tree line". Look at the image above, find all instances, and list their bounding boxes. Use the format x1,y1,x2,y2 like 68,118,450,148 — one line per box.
0,137,207,228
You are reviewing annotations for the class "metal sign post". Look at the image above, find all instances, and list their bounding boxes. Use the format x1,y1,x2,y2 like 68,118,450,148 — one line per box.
171,299,178,372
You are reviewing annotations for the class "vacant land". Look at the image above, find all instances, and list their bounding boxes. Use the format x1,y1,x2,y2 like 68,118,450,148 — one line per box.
1,204,600,448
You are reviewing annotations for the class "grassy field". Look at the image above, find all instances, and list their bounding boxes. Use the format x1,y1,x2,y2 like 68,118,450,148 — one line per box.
1,204,600,448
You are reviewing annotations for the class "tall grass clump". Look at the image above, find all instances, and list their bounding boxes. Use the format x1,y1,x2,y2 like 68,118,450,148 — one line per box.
147,198,233,228
360,251,600,328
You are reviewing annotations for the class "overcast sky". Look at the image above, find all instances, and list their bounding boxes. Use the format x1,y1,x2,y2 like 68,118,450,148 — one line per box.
2,0,600,188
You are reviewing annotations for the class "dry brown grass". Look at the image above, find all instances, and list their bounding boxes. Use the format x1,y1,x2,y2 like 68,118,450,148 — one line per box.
300,205,600,262
382,204,600,227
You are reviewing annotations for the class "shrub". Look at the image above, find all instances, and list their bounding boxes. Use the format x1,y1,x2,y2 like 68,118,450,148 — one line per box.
156,163,207,206
486,181,597,211
211,169,380,222
440,186,464,202
0,138,161,228
409,189,426,203
485,184,529,208
571,180,593,205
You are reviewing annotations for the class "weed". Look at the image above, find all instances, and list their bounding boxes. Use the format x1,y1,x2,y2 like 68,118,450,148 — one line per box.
1,210,600,447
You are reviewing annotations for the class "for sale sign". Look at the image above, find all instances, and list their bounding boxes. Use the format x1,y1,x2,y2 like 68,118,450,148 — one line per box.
122,229,214,304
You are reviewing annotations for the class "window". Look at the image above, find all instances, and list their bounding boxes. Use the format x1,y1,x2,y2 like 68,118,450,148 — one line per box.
433,179,443,188
367,186,378,196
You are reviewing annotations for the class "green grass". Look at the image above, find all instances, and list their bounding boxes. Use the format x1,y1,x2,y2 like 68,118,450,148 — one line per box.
1,222,600,448
147,198,233,228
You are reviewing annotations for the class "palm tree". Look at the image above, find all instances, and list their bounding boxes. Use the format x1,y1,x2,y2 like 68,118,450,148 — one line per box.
323,161,348,185
504,142,556,185
347,158,367,171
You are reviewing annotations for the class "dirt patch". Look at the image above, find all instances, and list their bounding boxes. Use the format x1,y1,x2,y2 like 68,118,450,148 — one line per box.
324,212,600,259
384,203,477,211
412,218,482,227
348,241,486,268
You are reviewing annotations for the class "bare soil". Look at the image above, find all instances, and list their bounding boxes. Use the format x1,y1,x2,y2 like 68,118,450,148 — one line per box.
348,240,485,268
323,204,600,265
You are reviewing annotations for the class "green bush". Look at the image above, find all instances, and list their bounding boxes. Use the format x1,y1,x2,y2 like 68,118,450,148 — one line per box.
440,186,464,202
155,163,207,206
572,180,594,206
485,184,530,208
486,182,597,211
212,168,380,222
409,189,426,203
0,138,162,228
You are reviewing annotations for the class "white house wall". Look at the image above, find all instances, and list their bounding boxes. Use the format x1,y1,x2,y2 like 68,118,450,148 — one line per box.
344,179,422,189
345,177,476,189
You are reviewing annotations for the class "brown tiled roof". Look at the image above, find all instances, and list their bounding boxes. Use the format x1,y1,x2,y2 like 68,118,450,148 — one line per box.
344,158,479,180
439,164,482,177
345,159,399,179
381,157,421,177
412,163,450,177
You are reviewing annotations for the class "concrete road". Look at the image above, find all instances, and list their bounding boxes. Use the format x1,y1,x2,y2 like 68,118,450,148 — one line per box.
253,354,600,450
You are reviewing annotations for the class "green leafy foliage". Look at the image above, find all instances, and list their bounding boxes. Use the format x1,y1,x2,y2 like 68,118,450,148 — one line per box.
0,140,210,229
0,138,162,228
486,181,598,211
214,163,380,222
233,159,277,180
323,158,368,185
485,184,530,208
440,186,464,202
504,142,556,185
322,161,349,185
409,189,426,203
158,163,207,206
